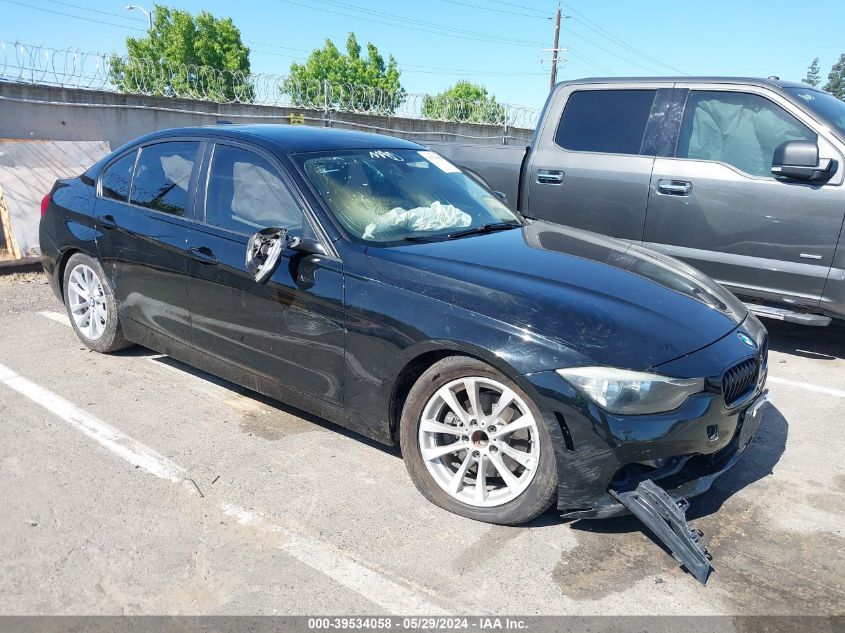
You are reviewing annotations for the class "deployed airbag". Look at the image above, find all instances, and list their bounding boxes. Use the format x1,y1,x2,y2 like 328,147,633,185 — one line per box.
363,201,471,240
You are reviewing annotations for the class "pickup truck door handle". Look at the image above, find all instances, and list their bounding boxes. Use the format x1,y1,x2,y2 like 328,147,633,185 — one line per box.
188,247,219,266
657,179,692,196
98,214,117,230
537,169,564,185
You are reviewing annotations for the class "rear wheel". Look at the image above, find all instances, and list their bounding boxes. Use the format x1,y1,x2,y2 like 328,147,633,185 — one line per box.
400,356,557,525
62,253,131,353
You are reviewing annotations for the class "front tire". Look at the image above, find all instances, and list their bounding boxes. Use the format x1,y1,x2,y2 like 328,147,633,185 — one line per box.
62,253,131,353
400,356,557,525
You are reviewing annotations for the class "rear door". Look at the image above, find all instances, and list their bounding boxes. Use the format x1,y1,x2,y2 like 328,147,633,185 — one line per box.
525,83,673,241
94,140,201,343
643,84,845,307
185,141,345,404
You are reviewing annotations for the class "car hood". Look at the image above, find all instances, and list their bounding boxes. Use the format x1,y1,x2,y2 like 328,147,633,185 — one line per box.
365,220,747,370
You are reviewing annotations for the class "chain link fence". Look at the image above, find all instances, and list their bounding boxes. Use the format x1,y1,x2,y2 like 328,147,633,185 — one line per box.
0,40,541,129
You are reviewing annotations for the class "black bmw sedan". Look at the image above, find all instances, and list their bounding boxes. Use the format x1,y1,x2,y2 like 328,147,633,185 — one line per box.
39,125,768,525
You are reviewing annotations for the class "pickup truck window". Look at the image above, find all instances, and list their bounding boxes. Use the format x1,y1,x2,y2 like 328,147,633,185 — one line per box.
676,91,816,178
786,87,845,138
296,149,518,244
554,89,657,155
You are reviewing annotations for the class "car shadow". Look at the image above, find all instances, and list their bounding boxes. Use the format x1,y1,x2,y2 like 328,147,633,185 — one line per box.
766,318,845,360
114,346,403,457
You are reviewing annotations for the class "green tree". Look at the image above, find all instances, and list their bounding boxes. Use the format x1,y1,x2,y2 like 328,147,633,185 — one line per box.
803,57,821,87
109,5,252,102
825,53,845,99
422,81,505,124
285,33,403,113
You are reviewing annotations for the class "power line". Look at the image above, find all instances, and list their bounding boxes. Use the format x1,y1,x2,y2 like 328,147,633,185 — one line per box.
565,4,688,75
486,0,550,15
566,49,617,76
35,0,146,25
433,0,550,19
317,0,546,45
272,0,546,48
563,25,669,75
0,0,146,33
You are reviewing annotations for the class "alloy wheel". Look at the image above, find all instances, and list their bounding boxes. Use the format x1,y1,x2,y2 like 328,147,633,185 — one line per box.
418,376,540,507
67,264,108,341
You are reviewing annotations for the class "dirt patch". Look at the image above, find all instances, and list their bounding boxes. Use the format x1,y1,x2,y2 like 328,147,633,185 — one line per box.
553,407,844,613
229,394,317,441
552,515,673,600
452,525,526,574
0,271,45,285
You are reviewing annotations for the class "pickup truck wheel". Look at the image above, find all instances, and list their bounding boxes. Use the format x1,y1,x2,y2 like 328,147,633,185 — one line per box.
63,253,131,353
400,356,557,525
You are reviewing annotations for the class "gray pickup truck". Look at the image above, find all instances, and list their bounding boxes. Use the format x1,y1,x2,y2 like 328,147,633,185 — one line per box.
434,78,845,326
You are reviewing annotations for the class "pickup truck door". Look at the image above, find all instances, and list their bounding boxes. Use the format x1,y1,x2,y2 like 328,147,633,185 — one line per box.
643,84,845,309
524,83,675,242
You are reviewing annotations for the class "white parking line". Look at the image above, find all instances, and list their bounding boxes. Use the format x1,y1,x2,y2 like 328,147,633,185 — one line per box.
0,359,447,615
0,361,185,482
219,501,447,614
38,310,237,397
40,310,71,326
768,376,845,399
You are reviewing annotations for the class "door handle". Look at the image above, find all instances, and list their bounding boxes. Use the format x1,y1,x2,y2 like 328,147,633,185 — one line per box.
537,169,564,184
657,179,692,196
98,214,117,230
188,247,219,266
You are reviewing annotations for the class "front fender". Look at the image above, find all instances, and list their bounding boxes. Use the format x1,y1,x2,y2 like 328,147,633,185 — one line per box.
342,267,590,437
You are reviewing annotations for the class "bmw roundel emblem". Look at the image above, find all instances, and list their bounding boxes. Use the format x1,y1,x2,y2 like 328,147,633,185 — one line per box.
737,332,756,349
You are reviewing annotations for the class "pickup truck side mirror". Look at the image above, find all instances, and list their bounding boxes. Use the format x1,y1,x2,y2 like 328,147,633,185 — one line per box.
771,140,836,182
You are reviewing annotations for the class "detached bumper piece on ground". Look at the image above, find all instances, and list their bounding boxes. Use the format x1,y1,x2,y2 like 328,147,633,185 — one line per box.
610,480,713,585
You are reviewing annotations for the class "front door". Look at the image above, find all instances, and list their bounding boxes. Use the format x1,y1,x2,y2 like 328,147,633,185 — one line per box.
525,84,672,242
643,86,845,308
94,140,201,343
185,142,345,404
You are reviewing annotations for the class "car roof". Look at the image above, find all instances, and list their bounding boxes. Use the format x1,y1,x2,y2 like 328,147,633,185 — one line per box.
135,124,425,153
556,76,817,91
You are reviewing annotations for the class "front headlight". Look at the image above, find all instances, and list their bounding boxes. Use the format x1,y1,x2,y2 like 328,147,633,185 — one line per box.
556,367,704,415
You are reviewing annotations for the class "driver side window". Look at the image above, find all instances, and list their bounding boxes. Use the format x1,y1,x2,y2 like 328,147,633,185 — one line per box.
676,91,817,177
205,144,302,234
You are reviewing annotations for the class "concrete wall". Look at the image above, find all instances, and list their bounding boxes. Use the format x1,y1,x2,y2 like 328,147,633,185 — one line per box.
0,83,533,149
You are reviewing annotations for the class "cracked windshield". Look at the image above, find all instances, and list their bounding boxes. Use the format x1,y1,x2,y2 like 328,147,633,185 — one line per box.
298,149,519,243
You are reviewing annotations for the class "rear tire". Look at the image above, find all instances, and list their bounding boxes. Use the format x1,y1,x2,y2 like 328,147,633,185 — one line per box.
62,253,131,353
400,356,557,525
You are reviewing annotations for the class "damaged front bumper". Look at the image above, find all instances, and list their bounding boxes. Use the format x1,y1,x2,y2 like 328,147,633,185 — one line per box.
525,363,769,520
581,391,769,519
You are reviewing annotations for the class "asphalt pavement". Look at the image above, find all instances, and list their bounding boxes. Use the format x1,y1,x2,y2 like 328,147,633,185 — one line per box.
0,272,843,617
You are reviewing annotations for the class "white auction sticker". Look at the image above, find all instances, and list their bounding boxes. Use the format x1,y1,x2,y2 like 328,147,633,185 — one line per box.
418,150,460,173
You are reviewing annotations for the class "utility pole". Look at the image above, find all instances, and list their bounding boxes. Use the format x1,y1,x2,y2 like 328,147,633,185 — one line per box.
549,3,562,89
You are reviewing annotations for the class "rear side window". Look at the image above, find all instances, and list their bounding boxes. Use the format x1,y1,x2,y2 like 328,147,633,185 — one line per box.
130,142,199,216
555,89,657,154
676,91,817,177
100,151,137,202
205,145,302,233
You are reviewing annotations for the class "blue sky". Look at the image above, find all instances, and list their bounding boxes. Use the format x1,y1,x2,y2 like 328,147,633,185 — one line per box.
2,0,844,109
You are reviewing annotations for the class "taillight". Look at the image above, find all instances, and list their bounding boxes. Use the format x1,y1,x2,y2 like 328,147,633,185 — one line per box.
41,192,51,216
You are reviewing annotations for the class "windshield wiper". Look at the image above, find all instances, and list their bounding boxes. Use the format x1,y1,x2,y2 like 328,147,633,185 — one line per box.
395,235,451,244
446,221,522,239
